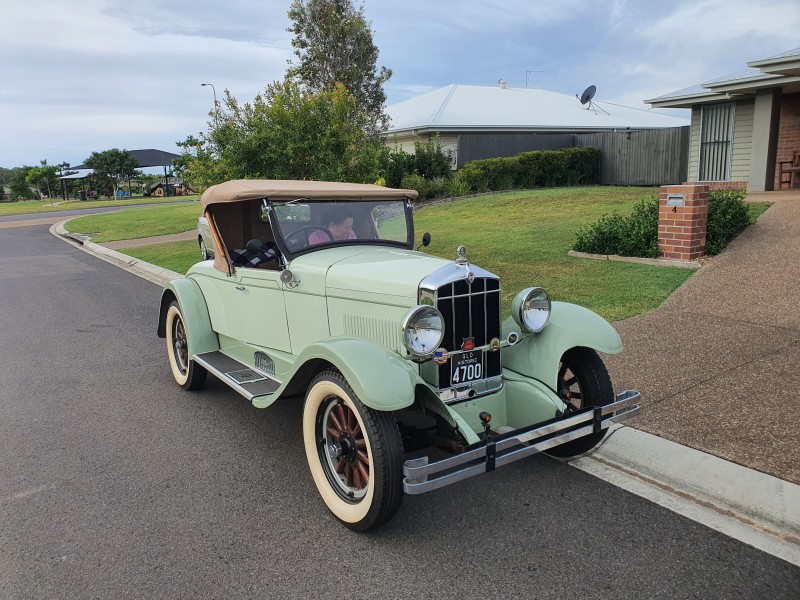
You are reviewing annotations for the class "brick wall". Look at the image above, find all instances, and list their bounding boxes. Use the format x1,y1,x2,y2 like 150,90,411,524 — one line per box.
659,185,709,261
775,92,800,189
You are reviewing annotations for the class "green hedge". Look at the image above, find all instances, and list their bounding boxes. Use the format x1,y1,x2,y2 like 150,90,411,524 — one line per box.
706,189,750,255
572,188,752,258
456,147,600,193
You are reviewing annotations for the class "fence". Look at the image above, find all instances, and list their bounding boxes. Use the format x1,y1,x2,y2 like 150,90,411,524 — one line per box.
456,127,689,186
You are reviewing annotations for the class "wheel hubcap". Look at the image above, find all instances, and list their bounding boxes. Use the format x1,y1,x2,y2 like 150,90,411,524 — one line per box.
173,317,188,375
557,363,582,411
318,398,369,500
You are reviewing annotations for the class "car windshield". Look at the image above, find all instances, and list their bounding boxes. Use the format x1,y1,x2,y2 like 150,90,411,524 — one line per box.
269,199,412,256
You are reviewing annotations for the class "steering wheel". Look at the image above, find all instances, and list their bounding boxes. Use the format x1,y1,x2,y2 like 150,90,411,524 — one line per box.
284,225,333,251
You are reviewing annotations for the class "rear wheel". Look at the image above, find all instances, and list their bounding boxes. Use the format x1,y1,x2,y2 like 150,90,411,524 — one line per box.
302,370,404,531
546,348,614,458
165,301,207,390
199,236,210,260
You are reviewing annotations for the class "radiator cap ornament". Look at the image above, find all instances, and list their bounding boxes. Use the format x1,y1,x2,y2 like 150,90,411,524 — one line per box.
456,245,468,264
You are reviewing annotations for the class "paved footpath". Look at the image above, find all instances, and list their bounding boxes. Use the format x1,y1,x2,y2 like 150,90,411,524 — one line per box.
606,191,800,484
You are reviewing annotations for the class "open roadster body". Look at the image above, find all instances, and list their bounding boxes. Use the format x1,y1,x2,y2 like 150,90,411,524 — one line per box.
157,179,639,530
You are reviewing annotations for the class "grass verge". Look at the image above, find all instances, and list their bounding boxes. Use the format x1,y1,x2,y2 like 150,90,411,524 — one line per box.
0,195,198,216
65,202,201,243
119,240,201,275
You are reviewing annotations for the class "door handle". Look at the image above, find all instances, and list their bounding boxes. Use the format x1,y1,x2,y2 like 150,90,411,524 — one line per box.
235,285,246,291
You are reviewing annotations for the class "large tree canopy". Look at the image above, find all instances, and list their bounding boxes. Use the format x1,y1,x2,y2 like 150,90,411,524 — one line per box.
84,149,139,199
176,81,386,191
287,0,391,136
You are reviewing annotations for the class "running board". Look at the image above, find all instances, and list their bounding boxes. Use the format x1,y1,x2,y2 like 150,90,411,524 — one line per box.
194,351,280,401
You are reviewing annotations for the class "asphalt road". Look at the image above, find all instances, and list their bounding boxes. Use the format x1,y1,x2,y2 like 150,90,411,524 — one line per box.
1,221,799,599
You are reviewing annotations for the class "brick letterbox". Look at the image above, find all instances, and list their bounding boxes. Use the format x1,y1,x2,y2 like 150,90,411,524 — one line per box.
658,185,709,261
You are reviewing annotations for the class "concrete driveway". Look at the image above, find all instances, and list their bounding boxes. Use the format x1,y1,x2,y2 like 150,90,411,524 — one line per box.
606,190,800,484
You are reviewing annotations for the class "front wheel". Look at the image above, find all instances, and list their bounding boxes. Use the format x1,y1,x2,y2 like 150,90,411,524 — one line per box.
546,347,614,458
165,301,207,390
302,370,404,531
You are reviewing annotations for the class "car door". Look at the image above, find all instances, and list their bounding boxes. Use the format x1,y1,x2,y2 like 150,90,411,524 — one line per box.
214,267,292,354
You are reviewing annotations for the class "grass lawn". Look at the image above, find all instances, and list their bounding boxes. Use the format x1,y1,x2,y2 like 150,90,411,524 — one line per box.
65,202,202,243
114,186,702,322
0,195,198,217
747,202,771,223
120,239,201,274
413,187,694,321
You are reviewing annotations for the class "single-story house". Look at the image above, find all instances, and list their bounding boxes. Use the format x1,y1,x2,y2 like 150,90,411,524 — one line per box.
385,82,688,169
646,47,800,192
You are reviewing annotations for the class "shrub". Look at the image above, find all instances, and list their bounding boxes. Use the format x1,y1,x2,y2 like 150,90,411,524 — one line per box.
413,136,452,180
401,173,432,199
706,189,749,255
573,196,659,258
445,173,470,197
383,146,413,188
573,188,752,258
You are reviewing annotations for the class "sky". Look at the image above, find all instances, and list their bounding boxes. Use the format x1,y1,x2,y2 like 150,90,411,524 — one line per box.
1,0,798,168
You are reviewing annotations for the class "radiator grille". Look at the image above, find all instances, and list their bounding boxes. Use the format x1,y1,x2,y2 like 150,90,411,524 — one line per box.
436,277,502,387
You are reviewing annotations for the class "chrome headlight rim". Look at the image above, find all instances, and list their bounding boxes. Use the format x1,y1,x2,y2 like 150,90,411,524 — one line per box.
401,305,445,359
512,287,551,333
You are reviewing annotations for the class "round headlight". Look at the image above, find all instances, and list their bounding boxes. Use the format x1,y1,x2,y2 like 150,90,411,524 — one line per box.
402,306,445,358
511,287,551,333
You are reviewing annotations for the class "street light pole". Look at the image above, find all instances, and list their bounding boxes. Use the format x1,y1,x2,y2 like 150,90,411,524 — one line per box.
201,83,218,126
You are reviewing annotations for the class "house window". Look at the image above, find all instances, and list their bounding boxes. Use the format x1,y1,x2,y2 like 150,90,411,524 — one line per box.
699,102,734,181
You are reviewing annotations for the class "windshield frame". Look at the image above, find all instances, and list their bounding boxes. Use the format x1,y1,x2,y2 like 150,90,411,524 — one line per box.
267,198,416,260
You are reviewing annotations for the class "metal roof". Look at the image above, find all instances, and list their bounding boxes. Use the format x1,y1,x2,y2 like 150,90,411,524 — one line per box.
386,84,688,134
649,47,800,107
72,148,180,170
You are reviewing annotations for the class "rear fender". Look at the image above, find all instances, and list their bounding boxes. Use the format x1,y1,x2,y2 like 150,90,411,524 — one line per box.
501,301,622,391
157,279,219,356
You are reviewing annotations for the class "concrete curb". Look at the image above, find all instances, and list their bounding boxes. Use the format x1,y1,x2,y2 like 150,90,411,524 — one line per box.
49,218,800,565
568,250,702,269
50,220,183,287
571,425,800,566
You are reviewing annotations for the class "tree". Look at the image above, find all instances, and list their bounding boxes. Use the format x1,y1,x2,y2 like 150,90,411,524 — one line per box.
83,149,140,199
10,167,34,201
25,160,60,203
176,81,387,191
287,0,392,136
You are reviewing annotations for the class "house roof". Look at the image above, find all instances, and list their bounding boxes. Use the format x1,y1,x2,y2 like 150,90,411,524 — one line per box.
647,47,800,108
386,84,688,135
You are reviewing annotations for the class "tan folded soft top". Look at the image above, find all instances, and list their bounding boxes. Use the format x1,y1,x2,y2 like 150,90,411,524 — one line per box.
201,179,418,209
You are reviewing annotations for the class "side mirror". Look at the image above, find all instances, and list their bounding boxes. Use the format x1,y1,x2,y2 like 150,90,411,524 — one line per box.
416,232,431,251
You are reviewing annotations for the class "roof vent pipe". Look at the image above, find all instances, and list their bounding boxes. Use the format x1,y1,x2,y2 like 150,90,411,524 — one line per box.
498,79,507,89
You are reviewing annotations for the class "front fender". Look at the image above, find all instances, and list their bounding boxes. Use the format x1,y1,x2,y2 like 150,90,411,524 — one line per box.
501,301,622,391
157,278,219,357
266,337,421,412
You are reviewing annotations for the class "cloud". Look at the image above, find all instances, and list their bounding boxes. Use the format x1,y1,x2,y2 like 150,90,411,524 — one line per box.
2,0,798,166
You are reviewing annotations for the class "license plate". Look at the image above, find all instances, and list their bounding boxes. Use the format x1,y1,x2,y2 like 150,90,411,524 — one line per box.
450,350,485,385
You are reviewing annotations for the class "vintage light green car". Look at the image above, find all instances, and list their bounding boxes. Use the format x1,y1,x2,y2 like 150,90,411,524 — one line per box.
157,179,639,530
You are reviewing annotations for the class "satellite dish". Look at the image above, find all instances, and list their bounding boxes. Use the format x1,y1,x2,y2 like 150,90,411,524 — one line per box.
579,85,597,105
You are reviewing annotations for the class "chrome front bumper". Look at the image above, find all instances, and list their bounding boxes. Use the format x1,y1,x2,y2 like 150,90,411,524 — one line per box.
403,390,640,495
